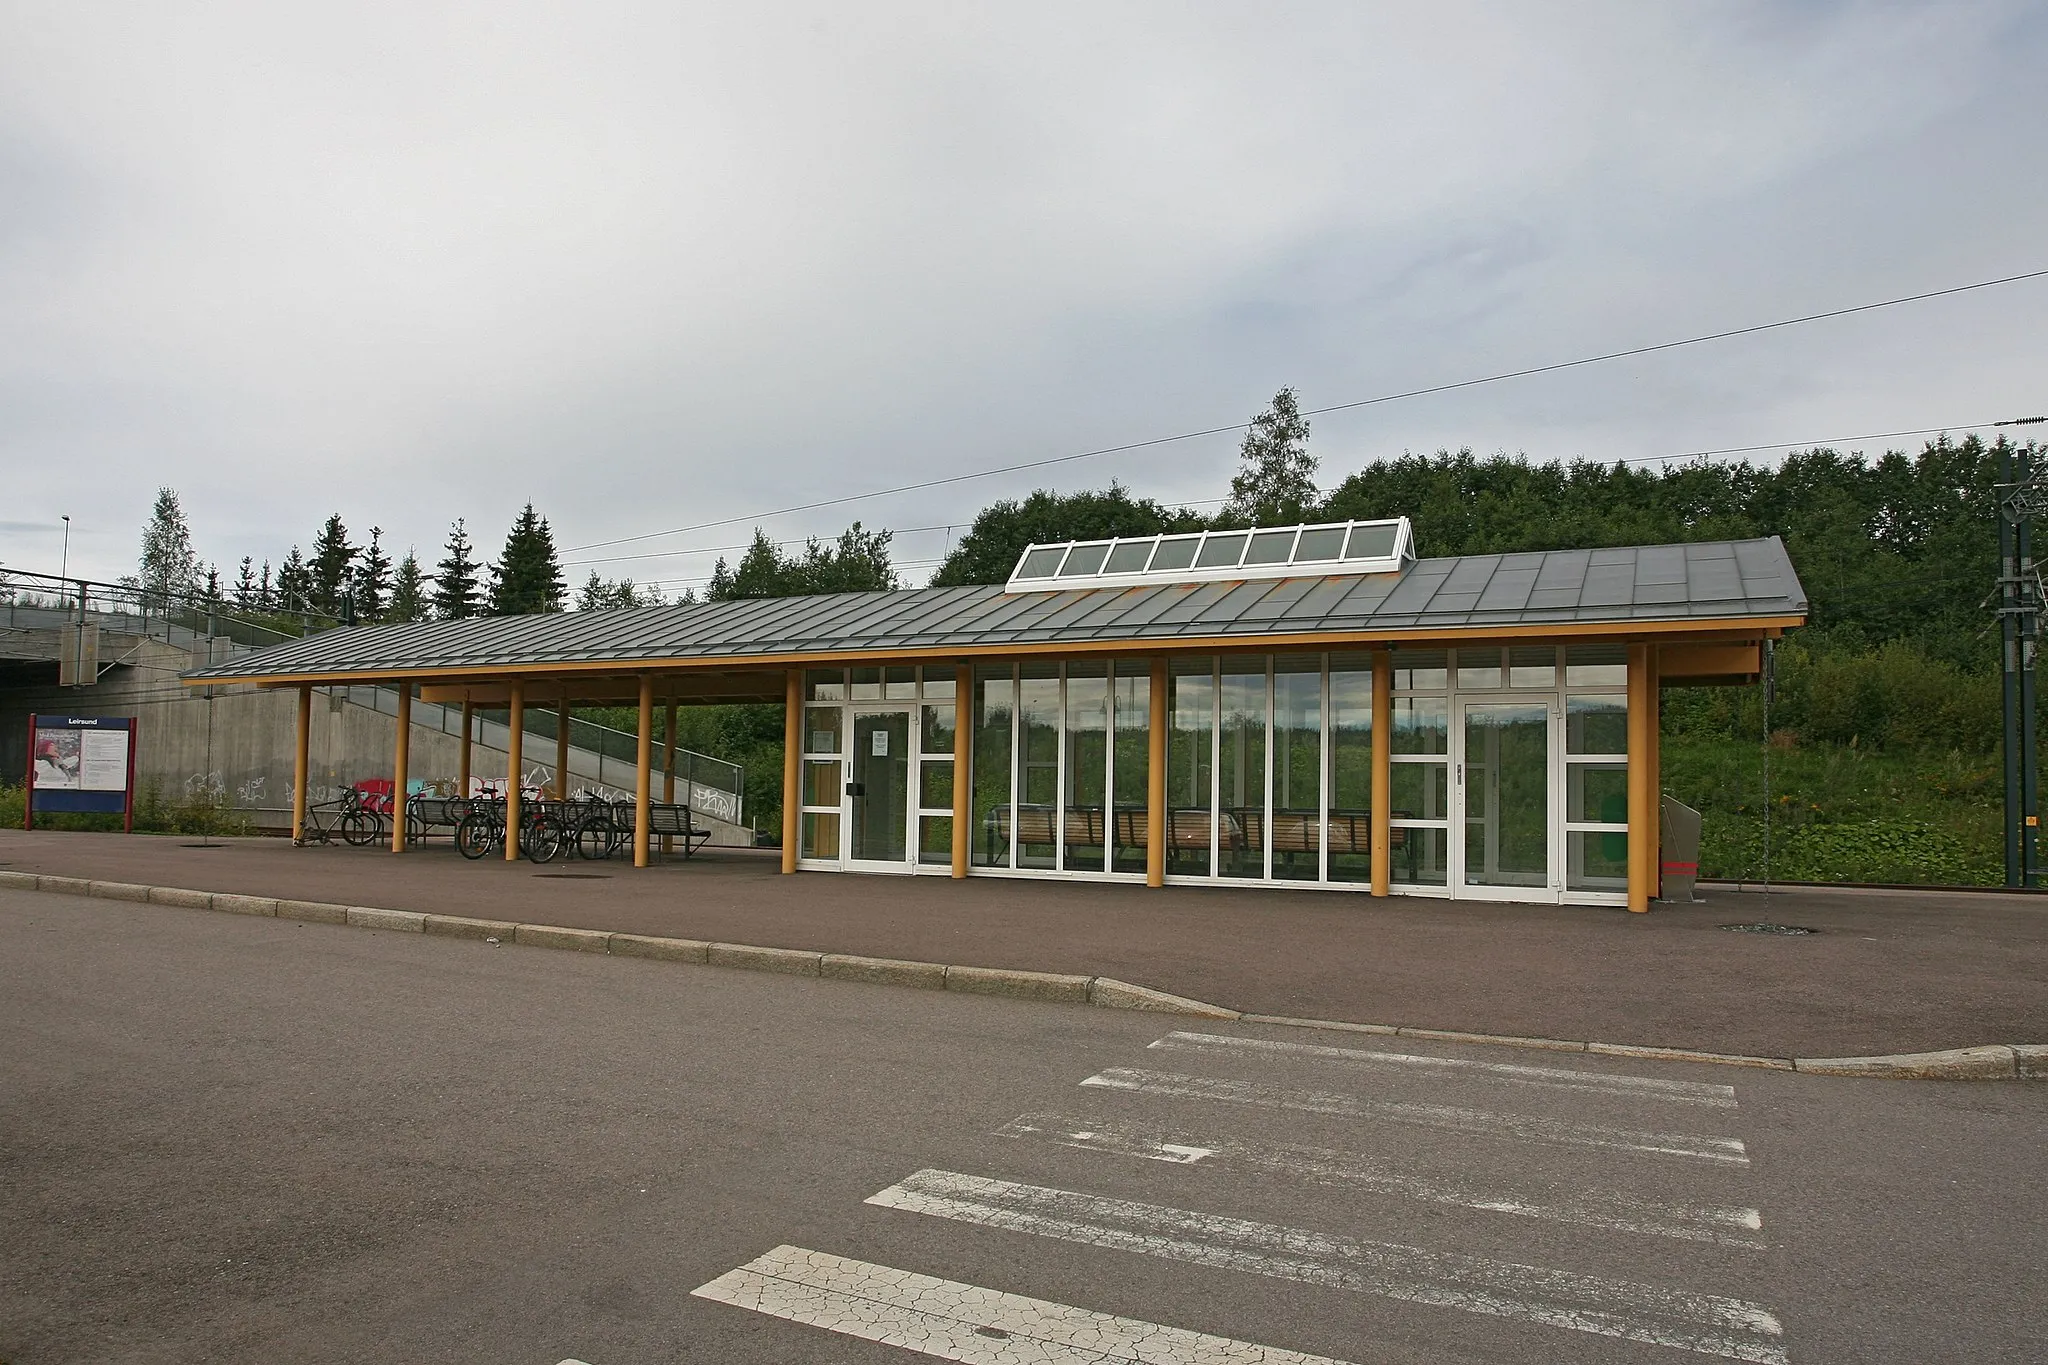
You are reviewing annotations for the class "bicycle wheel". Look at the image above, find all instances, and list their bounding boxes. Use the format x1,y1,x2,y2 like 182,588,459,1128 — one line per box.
340,811,378,847
456,813,498,860
574,815,615,861
525,814,565,864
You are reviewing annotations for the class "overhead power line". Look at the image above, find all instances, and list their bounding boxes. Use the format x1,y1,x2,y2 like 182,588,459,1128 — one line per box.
564,266,2048,554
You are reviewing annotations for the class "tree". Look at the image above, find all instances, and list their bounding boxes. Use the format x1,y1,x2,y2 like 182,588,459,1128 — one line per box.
488,503,567,615
928,484,1206,586
138,486,199,608
387,551,428,624
1222,386,1318,527
308,513,357,618
576,571,664,610
257,560,275,613
433,519,482,620
354,526,392,623
707,522,897,600
231,557,258,609
275,547,312,615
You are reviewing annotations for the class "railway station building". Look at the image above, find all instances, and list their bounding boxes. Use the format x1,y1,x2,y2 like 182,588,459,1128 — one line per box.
185,519,1807,912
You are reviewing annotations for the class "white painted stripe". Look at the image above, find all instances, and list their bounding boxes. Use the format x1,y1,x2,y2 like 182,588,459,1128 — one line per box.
999,1113,1765,1248
869,1171,1786,1364
1153,1031,1738,1107
1082,1068,1750,1165
692,1244,1359,1364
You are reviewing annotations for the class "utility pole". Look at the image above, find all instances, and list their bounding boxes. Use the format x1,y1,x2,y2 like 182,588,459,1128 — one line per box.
1995,417,2048,887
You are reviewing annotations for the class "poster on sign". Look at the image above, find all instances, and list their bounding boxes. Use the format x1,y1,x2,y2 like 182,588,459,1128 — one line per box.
25,715,137,830
33,728,82,788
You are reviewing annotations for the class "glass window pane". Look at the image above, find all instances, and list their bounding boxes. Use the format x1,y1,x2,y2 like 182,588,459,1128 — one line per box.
1462,702,1550,888
803,707,841,755
1149,536,1199,573
1217,657,1267,878
1064,661,1108,872
1328,654,1373,884
918,815,954,866
1105,540,1154,574
1392,649,1446,691
1568,828,1629,892
1167,657,1214,876
1508,647,1556,689
1566,644,1628,687
1567,761,1628,825
1293,526,1345,562
921,703,955,755
1015,546,1065,579
1112,659,1151,872
1058,543,1110,576
920,761,954,811
1456,648,1503,690
1567,695,1629,755
802,759,841,809
1390,825,1448,886
800,810,840,860
920,668,956,701
850,666,883,701
1392,697,1448,754
804,668,847,702
1195,533,1248,569
1244,529,1296,565
1390,761,1448,820
1017,662,1060,869
1345,523,1398,559
971,666,1014,868
1271,655,1322,882
883,665,917,700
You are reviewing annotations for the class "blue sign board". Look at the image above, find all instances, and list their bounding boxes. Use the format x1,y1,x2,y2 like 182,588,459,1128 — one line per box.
25,715,137,827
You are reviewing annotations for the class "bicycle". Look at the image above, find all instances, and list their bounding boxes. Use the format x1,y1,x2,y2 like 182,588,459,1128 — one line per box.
301,786,382,847
455,796,566,863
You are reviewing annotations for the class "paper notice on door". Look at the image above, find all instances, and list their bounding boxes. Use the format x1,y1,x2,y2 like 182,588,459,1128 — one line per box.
871,730,889,756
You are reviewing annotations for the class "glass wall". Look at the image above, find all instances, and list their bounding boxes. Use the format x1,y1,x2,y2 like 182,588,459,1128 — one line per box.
1111,660,1150,873
1063,660,1109,871
1389,649,1449,886
1216,656,1267,878
1167,658,1215,876
1326,653,1372,883
972,666,1014,869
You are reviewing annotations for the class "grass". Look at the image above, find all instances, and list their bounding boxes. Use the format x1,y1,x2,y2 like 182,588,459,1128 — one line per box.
1662,734,2004,886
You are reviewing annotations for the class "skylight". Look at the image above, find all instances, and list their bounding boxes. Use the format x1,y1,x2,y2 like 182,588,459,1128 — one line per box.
1005,518,1415,592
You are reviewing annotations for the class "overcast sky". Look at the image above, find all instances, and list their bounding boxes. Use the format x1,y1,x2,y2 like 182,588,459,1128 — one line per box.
4,2,2045,593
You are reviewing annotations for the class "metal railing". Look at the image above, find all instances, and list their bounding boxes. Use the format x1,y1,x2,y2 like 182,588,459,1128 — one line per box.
0,568,328,649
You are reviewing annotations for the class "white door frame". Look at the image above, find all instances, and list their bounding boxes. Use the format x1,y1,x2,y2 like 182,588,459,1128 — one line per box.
1450,694,1563,903
843,704,917,873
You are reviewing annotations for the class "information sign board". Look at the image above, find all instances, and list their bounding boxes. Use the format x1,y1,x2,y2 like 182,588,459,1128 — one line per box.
24,715,137,830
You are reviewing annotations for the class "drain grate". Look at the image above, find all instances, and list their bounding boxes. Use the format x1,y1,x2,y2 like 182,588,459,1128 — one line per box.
1720,922,1817,936
181,843,227,849
535,873,612,880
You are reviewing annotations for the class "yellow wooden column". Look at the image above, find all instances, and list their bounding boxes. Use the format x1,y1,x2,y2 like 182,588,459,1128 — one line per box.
292,684,312,845
391,682,411,852
1370,649,1392,896
458,699,474,796
555,689,572,800
1626,643,1655,911
504,680,524,860
662,698,678,855
781,668,802,874
952,662,971,877
633,674,654,868
1147,658,1167,887
1647,644,1662,899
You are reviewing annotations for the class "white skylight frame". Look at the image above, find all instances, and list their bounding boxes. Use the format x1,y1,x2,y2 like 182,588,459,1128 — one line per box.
1004,518,1416,592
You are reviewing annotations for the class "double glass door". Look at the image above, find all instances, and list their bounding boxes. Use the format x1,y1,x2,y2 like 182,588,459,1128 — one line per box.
1453,699,1554,899
846,707,912,871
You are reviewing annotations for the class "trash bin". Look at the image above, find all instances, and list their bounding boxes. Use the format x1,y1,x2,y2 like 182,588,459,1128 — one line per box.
1659,794,1702,902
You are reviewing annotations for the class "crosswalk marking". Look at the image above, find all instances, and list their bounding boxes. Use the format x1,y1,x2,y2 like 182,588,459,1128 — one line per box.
692,1244,1360,1364
868,1170,1787,1364
1151,1032,1739,1108
998,1113,1765,1248
1082,1068,1751,1165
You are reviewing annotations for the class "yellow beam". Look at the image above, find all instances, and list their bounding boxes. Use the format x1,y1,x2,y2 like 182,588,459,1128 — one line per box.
1657,640,1762,685
634,674,653,868
1627,644,1654,911
1370,649,1391,897
952,663,971,879
392,682,411,853
292,685,311,845
1147,658,1167,888
458,699,473,797
505,680,524,861
781,669,802,874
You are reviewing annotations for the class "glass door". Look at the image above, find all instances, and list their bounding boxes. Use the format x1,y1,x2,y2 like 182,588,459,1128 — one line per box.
1453,699,1555,899
846,707,914,871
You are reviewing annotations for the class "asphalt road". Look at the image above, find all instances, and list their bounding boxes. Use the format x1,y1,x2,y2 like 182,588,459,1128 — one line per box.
3,887,2043,1365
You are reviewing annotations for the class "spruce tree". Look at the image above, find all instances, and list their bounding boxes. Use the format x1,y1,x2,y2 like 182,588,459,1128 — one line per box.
355,526,392,623
231,557,258,609
137,486,199,608
257,560,275,612
308,513,356,617
488,503,566,614
275,547,312,615
1223,386,1318,527
433,519,482,620
388,551,427,623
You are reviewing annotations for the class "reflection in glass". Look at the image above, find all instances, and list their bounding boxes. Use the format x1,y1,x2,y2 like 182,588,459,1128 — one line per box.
920,761,954,812
1508,647,1556,689
1462,702,1549,888
1244,529,1296,565
805,669,847,702
921,669,956,701
803,707,841,755
1017,662,1060,869
1064,661,1108,871
1195,533,1248,569
1293,526,1345,562
918,815,955,866
1390,825,1448,885
1327,654,1373,883
1392,649,1446,690
1390,762,1448,820
884,665,917,700
1392,697,1449,754
850,666,883,701
1270,656,1322,881
850,711,910,863
1566,644,1628,687
1456,648,1503,690
921,704,955,755
1167,658,1214,875
1150,536,1200,572
1112,660,1151,872
801,811,840,860
1059,543,1111,576
1217,657,1267,877
1104,540,1154,574
1567,829,1628,892
972,666,1014,868
1566,762,1628,825
1567,695,1629,755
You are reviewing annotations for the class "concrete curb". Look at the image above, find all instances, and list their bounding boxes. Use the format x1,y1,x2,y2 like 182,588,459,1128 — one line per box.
5,868,2041,1080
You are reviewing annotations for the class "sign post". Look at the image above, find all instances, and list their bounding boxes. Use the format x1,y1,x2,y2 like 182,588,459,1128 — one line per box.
25,715,137,832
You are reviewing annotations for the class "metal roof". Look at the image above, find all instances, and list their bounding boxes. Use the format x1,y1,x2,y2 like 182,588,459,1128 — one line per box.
185,536,1805,684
